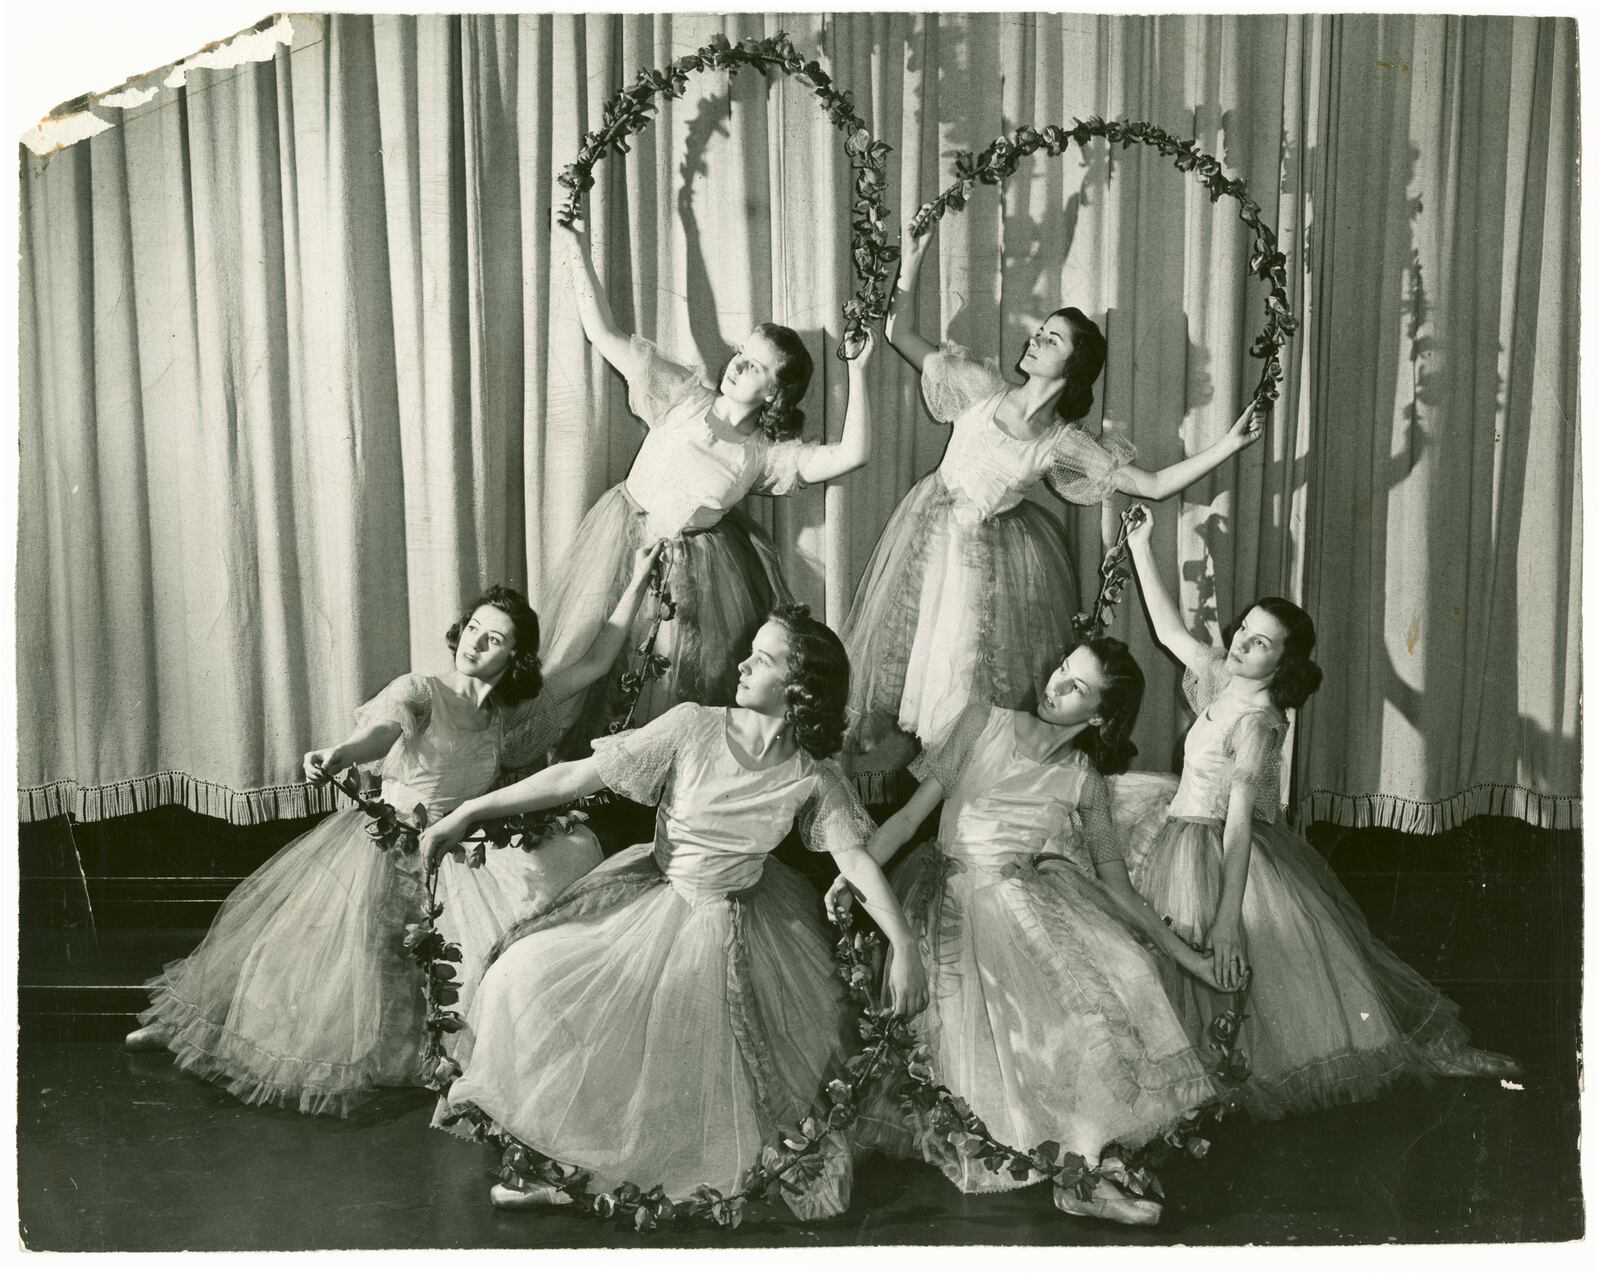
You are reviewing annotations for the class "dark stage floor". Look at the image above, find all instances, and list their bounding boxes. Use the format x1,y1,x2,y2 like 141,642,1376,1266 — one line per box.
16,1038,1582,1251
16,809,1587,1251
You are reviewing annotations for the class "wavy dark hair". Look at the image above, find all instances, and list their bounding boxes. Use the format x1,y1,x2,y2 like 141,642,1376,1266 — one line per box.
765,602,850,759
745,322,814,442
1223,596,1324,711
1065,636,1144,775
1037,306,1107,425
446,584,543,706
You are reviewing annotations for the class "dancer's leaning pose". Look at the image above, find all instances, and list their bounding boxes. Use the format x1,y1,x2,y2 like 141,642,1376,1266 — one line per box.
842,215,1264,765
541,215,878,752
831,638,1224,1226
124,547,663,1117
422,605,927,1218
1123,505,1518,1118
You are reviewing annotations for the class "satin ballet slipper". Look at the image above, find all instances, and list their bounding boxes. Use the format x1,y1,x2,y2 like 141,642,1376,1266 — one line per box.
489,1182,575,1210
123,1024,170,1052
1053,1179,1163,1227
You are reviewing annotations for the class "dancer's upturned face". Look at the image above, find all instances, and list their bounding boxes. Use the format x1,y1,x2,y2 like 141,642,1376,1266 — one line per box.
1226,606,1289,683
1017,314,1076,380
734,620,792,715
455,604,517,684
1036,646,1108,728
719,332,784,408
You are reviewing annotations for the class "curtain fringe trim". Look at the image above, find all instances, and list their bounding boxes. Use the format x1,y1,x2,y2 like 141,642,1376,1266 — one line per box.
18,773,345,826
16,772,1580,833
1297,784,1580,834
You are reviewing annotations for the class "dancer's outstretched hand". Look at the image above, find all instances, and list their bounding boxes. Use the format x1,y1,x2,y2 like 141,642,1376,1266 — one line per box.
886,944,928,1018
842,325,878,365
303,747,343,784
420,809,472,870
630,538,669,582
1174,942,1229,992
1207,913,1249,992
1125,502,1155,549
1226,400,1269,453
825,874,857,925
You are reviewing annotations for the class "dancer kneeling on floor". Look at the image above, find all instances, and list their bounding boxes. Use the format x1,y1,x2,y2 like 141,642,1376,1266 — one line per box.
421,604,928,1218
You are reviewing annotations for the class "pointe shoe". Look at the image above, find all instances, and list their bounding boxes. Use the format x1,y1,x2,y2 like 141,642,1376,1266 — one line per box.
123,1024,170,1052
1053,1180,1163,1227
1430,1044,1522,1080
489,1182,573,1210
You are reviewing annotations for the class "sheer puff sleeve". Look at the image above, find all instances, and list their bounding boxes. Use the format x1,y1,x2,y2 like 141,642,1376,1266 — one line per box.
1229,707,1289,821
1180,647,1232,716
797,761,880,855
498,694,562,773
908,701,991,793
589,702,702,804
353,673,433,742
1075,766,1124,865
1044,429,1137,505
920,342,1008,423
625,335,711,428
752,437,810,496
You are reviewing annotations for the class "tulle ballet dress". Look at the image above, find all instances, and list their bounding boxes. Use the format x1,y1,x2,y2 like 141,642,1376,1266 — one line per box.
1132,650,1511,1119
440,703,873,1217
841,344,1137,754
540,337,813,754
854,703,1220,1190
136,674,601,1117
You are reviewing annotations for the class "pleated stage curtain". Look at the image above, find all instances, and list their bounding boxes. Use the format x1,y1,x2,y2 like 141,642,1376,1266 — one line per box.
17,12,1579,831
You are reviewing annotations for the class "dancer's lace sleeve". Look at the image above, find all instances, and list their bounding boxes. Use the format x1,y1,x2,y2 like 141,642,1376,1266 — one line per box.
352,673,433,742
1230,708,1288,820
498,694,562,772
1044,429,1137,505
753,437,810,496
589,702,700,804
920,342,1007,423
1180,648,1232,715
908,702,991,792
1077,767,1125,865
625,335,710,428
797,761,880,855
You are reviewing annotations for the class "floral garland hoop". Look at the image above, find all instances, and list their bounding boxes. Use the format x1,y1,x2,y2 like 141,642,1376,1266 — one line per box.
909,118,1295,409
556,31,897,362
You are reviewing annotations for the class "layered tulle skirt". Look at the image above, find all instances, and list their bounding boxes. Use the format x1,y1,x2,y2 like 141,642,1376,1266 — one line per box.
539,485,791,757
138,807,601,1117
1135,816,1496,1120
440,846,854,1215
854,846,1220,1192
840,474,1080,753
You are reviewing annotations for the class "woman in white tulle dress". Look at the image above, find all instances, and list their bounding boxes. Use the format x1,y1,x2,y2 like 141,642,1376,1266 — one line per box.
541,217,878,753
842,215,1264,764
123,550,662,1117
421,605,927,1218
1123,505,1518,1118
832,637,1224,1226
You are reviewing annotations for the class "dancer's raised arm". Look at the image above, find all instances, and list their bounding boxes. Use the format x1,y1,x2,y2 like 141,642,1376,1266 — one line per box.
554,214,641,380
539,541,666,707
884,218,940,373
1111,401,1266,501
790,327,879,484
1125,504,1212,671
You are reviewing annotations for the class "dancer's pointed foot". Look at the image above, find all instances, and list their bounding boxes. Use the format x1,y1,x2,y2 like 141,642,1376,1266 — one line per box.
1053,1178,1163,1227
123,1024,169,1052
1431,1043,1522,1080
489,1182,574,1210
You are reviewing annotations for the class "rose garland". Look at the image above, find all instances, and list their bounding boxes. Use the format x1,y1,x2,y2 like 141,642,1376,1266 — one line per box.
339,756,1255,1232
556,31,896,362
1072,502,1150,643
908,118,1296,410
430,902,1253,1231
607,548,678,735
